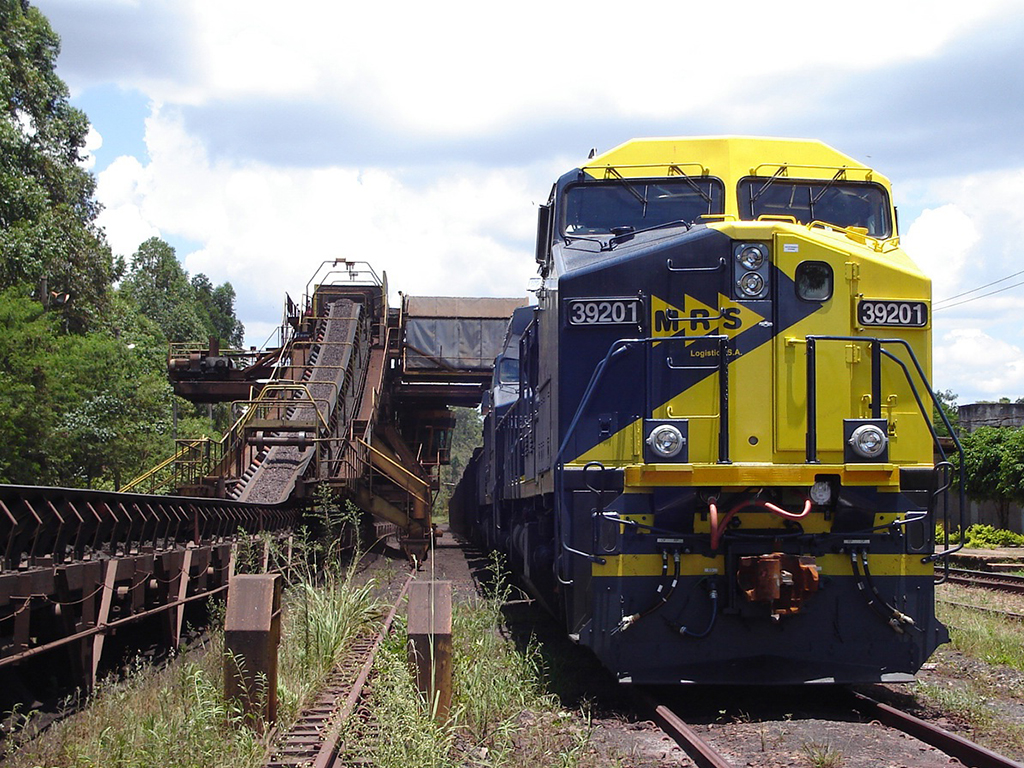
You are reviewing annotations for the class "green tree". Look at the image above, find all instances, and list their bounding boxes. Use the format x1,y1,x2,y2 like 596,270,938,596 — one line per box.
995,428,1024,529
48,329,173,488
0,285,58,480
0,286,178,488
121,237,208,342
956,426,1024,530
933,389,959,437
434,407,483,516
0,0,113,330
192,273,244,347
0,7,246,488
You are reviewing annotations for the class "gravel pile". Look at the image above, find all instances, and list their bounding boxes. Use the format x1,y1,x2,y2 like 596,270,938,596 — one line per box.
239,299,364,504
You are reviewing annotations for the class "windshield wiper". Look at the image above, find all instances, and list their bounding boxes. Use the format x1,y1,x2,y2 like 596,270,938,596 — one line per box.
749,166,788,216
668,165,713,206
808,169,847,221
607,219,692,248
606,167,648,209
563,234,606,247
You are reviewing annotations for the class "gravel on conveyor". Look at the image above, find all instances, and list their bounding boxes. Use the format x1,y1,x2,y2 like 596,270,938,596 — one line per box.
239,299,367,504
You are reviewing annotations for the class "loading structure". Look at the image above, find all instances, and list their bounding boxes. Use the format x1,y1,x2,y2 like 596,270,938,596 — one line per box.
151,260,525,562
0,259,522,687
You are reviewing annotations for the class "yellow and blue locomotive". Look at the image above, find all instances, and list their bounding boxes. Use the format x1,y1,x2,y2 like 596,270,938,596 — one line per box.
453,136,952,684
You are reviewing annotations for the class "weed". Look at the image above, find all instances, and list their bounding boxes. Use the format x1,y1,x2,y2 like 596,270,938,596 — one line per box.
937,596,1024,671
341,552,601,767
802,739,843,767
935,523,1024,548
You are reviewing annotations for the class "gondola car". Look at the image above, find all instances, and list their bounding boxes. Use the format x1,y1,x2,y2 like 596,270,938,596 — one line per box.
453,136,953,684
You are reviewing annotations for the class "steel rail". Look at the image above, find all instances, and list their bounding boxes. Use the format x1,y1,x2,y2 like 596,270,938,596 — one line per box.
947,568,1024,595
264,569,413,768
938,597,1024,621
634,690,736,768
640,686,1024,768
950,567,1024,581
851,691,1024,768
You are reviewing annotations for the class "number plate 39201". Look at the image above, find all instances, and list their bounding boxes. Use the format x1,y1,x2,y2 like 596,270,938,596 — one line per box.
857,299,929,328
567,298,642,326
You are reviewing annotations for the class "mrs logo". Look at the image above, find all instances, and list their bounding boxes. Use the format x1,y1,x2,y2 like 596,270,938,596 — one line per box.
651,294,765,341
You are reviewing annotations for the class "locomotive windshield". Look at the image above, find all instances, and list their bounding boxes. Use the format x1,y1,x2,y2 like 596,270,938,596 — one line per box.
561,177,725,235
496,356,519,385
738,178,892,238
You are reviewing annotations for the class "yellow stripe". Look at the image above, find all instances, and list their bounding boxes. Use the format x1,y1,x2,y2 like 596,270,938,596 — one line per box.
593,555,727,577
622,463,900,487
592,552,934,578
620,514,900,537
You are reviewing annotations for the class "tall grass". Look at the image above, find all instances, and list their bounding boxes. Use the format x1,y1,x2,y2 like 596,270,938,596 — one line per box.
349,554,595,768
3,555,382,767
276,573,381,723
3,635,266,768
936,585,1024,670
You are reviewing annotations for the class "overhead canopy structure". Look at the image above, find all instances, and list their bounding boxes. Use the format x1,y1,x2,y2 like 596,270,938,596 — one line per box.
400,296,528,407
155,261,527,559
404,296,528,371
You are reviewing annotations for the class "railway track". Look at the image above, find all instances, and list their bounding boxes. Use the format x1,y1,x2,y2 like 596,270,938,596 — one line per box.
264,569,412,768
947,567,1024,594
638,688,1024,768
938,596,1024,621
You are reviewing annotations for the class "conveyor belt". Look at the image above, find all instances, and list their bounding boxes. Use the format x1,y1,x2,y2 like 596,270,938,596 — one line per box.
238,299,366,504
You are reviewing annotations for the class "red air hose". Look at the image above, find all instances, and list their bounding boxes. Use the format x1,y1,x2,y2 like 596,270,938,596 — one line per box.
709,498,812,550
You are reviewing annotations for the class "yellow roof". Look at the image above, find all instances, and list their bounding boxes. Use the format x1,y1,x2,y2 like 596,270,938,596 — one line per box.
581,136,892,220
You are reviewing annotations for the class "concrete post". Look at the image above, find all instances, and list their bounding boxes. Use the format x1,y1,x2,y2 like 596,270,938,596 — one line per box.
224,573,282,728
407,580,452,721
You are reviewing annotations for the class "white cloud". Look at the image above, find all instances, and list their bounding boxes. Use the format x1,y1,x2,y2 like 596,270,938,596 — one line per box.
79,125,102,169
51,0,1015,136
935,327,1024,398
94,106,539,344
96,154,159,256
902,204,979,301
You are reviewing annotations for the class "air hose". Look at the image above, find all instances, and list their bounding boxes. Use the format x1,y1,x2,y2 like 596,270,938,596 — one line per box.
665,578,719,639
850,550,916,633
615,550,680,633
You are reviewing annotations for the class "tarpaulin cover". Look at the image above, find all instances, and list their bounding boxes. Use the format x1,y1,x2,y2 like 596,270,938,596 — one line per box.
404,297,527,371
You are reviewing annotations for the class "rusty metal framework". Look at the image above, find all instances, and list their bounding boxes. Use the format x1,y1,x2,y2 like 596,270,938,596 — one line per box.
0,484,294,686
155,259,525,562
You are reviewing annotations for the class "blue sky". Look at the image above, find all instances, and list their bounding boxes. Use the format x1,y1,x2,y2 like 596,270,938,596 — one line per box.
33,0,1024,404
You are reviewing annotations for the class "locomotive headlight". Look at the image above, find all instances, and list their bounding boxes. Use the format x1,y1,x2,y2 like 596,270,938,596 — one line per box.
737,245,765,270
647,424,685,458
848,424,888,459
737,272,765,297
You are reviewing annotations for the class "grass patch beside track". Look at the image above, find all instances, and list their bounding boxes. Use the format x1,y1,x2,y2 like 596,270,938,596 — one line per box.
908,582,1024,760
2,562,383,768
2,631,266,768
936,584,1024,670
346,555,596,768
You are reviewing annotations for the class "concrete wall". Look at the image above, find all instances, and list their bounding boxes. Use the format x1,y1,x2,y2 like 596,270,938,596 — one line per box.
959,402,1024,433
945,496,1024,534
946,403,1024,532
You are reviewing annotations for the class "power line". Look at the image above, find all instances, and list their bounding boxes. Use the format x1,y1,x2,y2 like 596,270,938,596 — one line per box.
933,279,1024,312
934,268,1024,308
